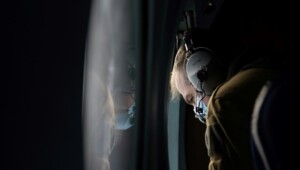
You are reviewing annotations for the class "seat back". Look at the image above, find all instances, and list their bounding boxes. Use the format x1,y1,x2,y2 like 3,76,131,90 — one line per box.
251,67,299,170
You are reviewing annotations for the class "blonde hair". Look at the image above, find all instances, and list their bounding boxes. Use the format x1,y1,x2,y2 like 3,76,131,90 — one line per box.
170,45,189,100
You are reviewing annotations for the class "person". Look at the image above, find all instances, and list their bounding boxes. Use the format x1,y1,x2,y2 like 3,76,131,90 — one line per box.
169,1,295,169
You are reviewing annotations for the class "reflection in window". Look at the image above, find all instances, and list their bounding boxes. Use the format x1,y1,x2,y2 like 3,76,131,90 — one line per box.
82,0,137,169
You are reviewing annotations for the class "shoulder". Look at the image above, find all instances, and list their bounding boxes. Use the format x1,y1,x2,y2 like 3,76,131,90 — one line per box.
206,67,280,125
217,67,280,99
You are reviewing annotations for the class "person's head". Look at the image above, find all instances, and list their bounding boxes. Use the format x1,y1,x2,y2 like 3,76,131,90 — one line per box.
170,44,225,124
170,44,223,106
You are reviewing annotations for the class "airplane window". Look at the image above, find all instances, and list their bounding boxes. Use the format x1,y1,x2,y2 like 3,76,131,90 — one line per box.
82,0,193,169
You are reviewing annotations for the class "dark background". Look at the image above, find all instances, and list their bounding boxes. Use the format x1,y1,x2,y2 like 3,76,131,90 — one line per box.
4,1,91,169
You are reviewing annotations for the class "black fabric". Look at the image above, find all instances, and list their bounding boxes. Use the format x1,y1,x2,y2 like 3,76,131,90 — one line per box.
252,66,300,169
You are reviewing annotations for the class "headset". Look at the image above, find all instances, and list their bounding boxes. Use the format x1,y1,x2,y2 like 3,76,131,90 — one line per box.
182,10,225,124
183,10,224,96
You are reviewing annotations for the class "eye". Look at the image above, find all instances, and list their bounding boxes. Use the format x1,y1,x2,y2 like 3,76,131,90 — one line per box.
187,96,195,106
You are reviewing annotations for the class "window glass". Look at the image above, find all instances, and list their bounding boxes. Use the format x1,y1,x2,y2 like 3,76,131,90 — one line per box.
83,0,137,169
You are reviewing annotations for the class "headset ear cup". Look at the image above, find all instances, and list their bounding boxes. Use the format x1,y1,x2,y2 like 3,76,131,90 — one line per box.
185,47,224,95
185,49,212,87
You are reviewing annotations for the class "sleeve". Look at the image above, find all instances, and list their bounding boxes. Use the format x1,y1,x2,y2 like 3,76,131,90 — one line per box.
205,93,251,170
205,123,233,170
